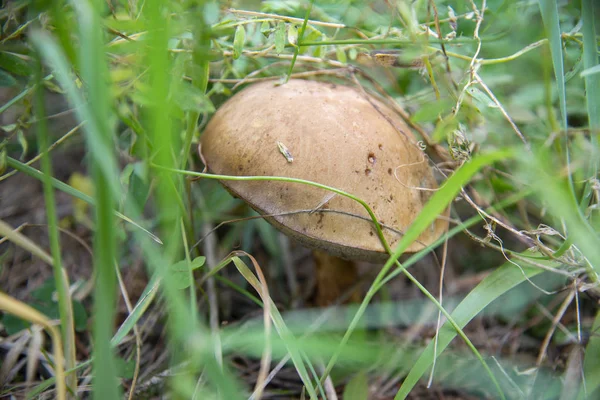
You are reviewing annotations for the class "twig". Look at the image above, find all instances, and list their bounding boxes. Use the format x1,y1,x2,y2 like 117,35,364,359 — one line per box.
227,8,345,29
535,290,576,366
427,216,450,388
473,72,530,150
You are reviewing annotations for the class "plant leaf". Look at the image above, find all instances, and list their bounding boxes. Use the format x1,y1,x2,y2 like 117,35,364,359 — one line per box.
275,22,286,54
170,256,206,290
233,25,245,59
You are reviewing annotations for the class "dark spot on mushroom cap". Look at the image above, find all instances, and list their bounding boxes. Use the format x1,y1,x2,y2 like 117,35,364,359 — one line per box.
387,168,392,175
317,212,325,225
368,152,376,164
365,168,372,176
369,231,374,236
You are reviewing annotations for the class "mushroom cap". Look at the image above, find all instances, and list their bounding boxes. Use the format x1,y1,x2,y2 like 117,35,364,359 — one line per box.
200,79,447,261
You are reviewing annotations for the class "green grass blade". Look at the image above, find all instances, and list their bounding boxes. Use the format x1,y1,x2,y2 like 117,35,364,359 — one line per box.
285,0,314,82
111,273,161,347
6,157,162,244
521,151,600,275
28,31,120,198
580,2,600,396
71,0,121,397
580,0,600,201
538,0,567,129
395,259,553,398
580,310,600,398
32,47,77,394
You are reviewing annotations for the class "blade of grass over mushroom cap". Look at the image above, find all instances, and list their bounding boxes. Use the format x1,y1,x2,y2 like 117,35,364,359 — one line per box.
153,166,392,257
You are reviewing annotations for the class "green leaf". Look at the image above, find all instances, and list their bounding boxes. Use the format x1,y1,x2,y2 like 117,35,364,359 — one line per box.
466,87,496,111
17,130,27,160
275,22,286,54
287,24,298,46
114,356,136,379
580,310,600,399
336,47,347,63
170,256,206,290
72,300,88,332
0,51,31,76
172,81,215,113
0,69,16,87
260,21,271,37
432,114,459,142
1,313,29,335
233,25,245,59
411,99,455,123
343,371,369,400
0,148,6,174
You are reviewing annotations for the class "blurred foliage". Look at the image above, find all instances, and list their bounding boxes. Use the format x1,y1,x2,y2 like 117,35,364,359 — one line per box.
0,0,599,399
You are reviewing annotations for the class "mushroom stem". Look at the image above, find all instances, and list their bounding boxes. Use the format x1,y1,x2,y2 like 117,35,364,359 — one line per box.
313,250,360,306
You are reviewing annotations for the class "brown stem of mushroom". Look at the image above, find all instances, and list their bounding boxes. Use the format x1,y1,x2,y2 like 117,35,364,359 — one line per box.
313,250,361,306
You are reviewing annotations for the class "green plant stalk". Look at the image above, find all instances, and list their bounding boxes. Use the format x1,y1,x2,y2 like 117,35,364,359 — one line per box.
580,0,600,208
580,1,600,397
144,1,214,396
71,0,121,397
183,6,211,171
180,219,197,326
91,170,120,400
33,51,77,395
285,0,314,83
298,34,504,47
538,0,581,219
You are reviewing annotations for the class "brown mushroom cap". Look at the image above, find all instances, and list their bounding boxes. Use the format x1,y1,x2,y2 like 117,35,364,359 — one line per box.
200,79,447,261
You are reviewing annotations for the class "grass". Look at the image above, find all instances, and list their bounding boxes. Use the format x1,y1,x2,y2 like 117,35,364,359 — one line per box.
0,0,599,399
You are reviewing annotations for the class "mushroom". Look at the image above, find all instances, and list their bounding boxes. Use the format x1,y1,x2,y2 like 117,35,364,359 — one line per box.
200,79,447,305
